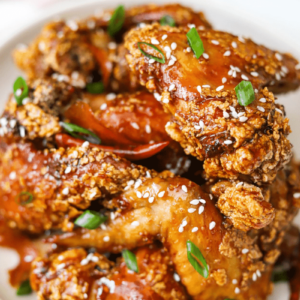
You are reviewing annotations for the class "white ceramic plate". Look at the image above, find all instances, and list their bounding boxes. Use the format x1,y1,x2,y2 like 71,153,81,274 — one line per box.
0,1,299,299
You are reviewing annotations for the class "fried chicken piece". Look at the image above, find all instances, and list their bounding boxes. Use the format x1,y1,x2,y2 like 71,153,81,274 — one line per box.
13,4,211,92
0,137,163,233
124,24,297,184
49,172,285,299
30,244,188,300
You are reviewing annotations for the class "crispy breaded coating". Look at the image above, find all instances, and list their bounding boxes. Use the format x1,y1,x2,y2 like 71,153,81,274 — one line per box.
0,138,160,233
13,4,211,91
124,24,297,184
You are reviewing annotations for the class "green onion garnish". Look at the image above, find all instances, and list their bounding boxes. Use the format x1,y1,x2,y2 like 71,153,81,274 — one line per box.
108,5,125,36
60,122,101,144
186,28,204,59
15,192,34,206
271,269,288,283
86,82,104,94
13,77,29,106
160,15,176,27
16,279,32,296
74,210,108,229
235,81,255,106
122,249,139,273
186,240,209,278
137,42,165,64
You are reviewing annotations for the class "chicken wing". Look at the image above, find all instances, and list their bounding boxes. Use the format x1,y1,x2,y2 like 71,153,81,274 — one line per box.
124,24,298,184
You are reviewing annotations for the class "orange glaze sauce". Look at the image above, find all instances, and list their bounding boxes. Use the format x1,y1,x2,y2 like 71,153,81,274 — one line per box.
0,217,39,287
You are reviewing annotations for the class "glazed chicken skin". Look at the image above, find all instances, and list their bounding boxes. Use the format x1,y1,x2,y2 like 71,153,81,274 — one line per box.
13,4,212,92
124,24,300,184
30,244,188,300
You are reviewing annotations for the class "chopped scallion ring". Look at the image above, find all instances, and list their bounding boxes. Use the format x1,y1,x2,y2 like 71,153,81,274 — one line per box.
16,279,32,296
60,122,101,144
74,210,108,229
186,28,204,59
13,77,29,106
186,240,209,278
235,81,255,106
137,42,165,64
86,82,104,94
108,5,125,36
160,15,176,27
15,191,34,206
122,249,139,273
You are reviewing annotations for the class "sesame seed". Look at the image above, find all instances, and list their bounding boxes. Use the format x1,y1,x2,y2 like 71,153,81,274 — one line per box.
151,38,159,45
203,53,209,59
148,196,154,203
145,124,151,134
296,63,300,70
275,108,283,114
238,36,245,43
294,193,300,198
182,185,187,192
82,141,89,148
275,53,282,61
232,41,237,48
222,77,227,84
188,208,196,213
19,126,26,138
139,22,146,28
186,47,191,52
9,171,16,180
224,50,231,56
62,187,69,195
256,270,261,277
146,171,151,178
257,106,265,112
149,58,155,64
171,42,177,50
143,192,150,198
182,220,188,227
216,85,224,91
158,191,165,197
211,40,219,45
106,93,116,100
168,59,176,66
241,74,249,80
197,85,202,93
252,273,257,281
209,221,216,230
65,166,71,174
170,55,177,61
275,73,281,80
235,287,240,294
190,199,200,205
162,98,169,104
66,20,79,31
251,71,259,77
236,182,244,187
103,236,110,242
24,255,33,262
242,248,249,254
237,112,245,117
199,199,206,204
134,179,142,189
136,191,142,198
192,227,199,232
15,89,22,97
169,83,175,91
202,85,210,88
198,206,204,214
87,20,96,29
127,180,134,186
224,140,232,145
232,279,238,284
108,42,117,50
131,122,139,130
259,98,266,103
162,34,168,40
173,273,180,282
188,24,195,28
154,93,162,101
131,221,139,227
223,111,229,118
281,66,288,73
239,116,248,122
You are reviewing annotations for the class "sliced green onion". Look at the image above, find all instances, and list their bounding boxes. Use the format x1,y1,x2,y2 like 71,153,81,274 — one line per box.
108,5,125,36
13,77,29,106
15,192,34,206
122,249,139,273
186,240,209,278
160,15,176,27
137,42,165,64
186,28,204,59
74,210,108,229
271,269,288,283
16,279,32,296
235,81,255,106
86,82,104,94
60,122,101,144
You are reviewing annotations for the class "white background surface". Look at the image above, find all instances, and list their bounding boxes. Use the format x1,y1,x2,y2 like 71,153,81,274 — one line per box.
0,0,299,299
0,0,300,47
